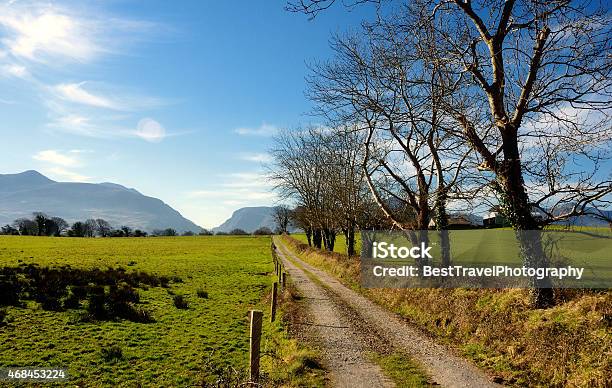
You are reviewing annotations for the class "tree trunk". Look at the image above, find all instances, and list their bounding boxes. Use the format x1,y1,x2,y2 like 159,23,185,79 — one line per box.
499,128,553,308
323,228,336,252
434,192,451,266
346,222,356,256
305,227,312,247
313,229,322,249
415,208,431,267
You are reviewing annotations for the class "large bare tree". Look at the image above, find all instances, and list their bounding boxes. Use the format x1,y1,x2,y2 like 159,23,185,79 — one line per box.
428,0,611,306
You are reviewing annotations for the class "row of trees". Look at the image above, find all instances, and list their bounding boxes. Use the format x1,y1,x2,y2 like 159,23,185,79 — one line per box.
215,227,276,236
2,213,145,238
270,131,390,256
0,214,280,238
274,0,612,307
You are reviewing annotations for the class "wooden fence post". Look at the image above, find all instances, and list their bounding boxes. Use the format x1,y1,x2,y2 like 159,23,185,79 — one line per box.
249,310,263,383
270,282,278,322
282,272,286,288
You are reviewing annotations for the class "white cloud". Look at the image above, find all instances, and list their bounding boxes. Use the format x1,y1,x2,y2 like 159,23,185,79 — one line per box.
32,149,90,182
240,152,272,163
187,171,276,202
54,82,117,109
0,5,101,62
0,2,171,146
47,115,170,143
69,149,92,154
51,82,167,112
234,123,278,137
47,113,116,138
221,172,272,189
187,189,276,201
33,149,79,167
135,118,166,142
1,63,28,78
45,167,90,182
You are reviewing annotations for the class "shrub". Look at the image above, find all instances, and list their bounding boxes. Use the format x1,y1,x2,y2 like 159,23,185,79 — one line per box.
108,284,140,304
0,275,21,306
0,265,165,323
229,228,248,235
101,345,123,362
0,308,7,326
129,307,155,323
63,293,81,309
86,285,107,319
253,227,273,235
39,295,63,311
159,276,170,288
173,295,189,309
196,289,209,299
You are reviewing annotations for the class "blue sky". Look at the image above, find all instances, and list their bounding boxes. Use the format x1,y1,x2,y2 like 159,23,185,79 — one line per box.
0,0,376,228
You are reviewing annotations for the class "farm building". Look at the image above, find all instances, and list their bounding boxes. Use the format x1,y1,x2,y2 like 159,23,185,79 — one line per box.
428,213,482,229
483,206,546,227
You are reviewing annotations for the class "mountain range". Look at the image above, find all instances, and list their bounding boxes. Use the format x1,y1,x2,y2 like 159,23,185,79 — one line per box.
0,170,202,233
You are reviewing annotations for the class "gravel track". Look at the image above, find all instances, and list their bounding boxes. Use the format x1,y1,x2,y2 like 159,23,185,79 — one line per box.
278,239,394,388
274,237,502,388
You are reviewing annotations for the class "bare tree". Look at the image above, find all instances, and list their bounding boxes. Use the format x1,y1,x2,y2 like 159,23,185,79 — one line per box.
270,127,340,250
51,217,69,236
95,219,112,237
286,0,379,18
84,219,97,238
307,19,473,263
273,205,292,234
290,205,313,245
425,0,611,306
13,218,38,236
321,125,377,255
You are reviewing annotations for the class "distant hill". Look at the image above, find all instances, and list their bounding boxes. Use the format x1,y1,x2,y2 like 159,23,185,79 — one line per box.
0,170,202,233
551,205,612,227
213,206,279,233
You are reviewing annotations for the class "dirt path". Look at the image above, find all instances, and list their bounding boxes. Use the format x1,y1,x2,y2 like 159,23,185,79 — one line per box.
279,239,394,388
274,237,501,388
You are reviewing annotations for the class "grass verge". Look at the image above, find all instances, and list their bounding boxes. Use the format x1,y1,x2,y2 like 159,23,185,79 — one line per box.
260,275,326,387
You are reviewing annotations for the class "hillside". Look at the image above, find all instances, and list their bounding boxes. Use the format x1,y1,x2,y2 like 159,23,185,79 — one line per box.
213,206,279,233
0,170,202,233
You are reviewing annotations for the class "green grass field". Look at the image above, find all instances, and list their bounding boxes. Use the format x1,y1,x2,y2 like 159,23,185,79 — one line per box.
0,235,279,386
